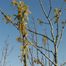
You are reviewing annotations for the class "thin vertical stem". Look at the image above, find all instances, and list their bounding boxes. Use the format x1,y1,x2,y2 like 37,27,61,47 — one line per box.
54,44,58,66
47,43,51,66
32,17,38,60
48,0,52,18
23,35,27,66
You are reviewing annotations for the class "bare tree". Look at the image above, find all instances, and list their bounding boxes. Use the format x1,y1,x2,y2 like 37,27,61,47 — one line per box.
0,40,13,66
0,0,66,66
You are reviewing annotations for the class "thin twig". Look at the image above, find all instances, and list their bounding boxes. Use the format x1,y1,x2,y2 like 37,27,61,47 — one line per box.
61,62,66,66
57,25,64,48
32,17,39,61
36,45,54,55
27,28,54,43
29,48,34,66
38,0,54,41
31,43,56,66
48,0,52,18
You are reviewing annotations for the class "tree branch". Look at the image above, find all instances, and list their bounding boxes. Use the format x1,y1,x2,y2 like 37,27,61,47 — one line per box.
36,45,54,55
48,0,52,18
27,28,54,43
38,0,55,41
31,43,56,66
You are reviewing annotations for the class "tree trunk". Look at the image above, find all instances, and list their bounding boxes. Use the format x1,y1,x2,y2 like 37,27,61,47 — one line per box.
23,35,27,66
23,55,27,66
54,44,58,66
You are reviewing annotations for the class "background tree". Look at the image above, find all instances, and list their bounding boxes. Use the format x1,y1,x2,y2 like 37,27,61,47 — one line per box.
0,39,13,66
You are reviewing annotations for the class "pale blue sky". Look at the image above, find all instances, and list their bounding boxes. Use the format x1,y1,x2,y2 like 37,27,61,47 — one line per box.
0,0,66,66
